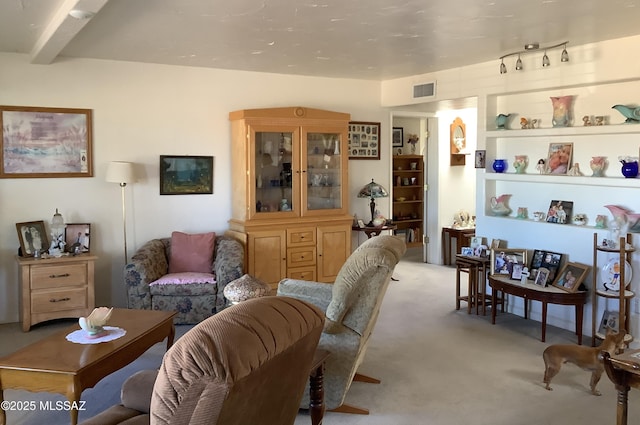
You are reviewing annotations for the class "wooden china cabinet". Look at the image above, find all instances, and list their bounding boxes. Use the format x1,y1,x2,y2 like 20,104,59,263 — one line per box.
228,107,353,289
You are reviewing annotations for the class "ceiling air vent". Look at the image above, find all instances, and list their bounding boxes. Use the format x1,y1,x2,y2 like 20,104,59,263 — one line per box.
413,81,436,99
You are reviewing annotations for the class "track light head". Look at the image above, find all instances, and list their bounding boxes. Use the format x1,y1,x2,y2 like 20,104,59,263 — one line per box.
500,60,507,74
515,55,523,71
542,51,550,67
561,45,569,62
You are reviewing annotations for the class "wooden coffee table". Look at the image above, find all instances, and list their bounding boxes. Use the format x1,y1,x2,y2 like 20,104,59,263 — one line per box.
0,308,176,425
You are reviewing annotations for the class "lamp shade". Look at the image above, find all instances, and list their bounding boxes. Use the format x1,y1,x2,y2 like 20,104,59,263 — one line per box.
358,179,389,199
106,161,135,184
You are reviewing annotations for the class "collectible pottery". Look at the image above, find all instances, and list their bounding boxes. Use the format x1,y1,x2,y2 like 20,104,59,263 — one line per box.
495,114,511,130
589,156,607,177
492,159,507,173
612,104,640,123
550,95,573,127
490,194,512,216
513,155,528,174
533,211,546,222
595,215,607,228
620,158,638,178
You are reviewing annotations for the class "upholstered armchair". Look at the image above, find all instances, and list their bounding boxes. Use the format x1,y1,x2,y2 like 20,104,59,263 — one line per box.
277,234,406,414
79,296,324,425
124,232,243,324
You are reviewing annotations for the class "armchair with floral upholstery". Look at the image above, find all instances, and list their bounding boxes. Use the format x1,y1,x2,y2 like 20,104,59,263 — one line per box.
277,234,406,414
124,232,244,324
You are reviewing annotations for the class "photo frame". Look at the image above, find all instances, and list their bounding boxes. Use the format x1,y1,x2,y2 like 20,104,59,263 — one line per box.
470,236,484,249
552,262,590,292
392,127,404,147
1,105,93,178
348,121,381,160
511,263,524,280
545,200,573,224
16,221,49,257
490,248,527,276
529,250,563,282
65,223,91,253
160,155,214,195
598,310,620,335
534,267,550,287
545,142,572,175
461,247,474,256
475,150,486,168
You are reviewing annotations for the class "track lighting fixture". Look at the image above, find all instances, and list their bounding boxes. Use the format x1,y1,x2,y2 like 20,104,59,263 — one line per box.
498,41,569,74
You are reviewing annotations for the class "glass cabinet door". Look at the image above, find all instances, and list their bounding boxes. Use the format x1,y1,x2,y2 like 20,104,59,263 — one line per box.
253,128,298,218
303,127,346,214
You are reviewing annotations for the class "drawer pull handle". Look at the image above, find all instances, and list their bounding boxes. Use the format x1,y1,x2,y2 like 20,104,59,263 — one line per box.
49,273,70,279
49,297,71,303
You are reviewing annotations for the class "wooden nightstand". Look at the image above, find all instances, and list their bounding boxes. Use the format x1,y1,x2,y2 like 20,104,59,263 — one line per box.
15,254,98,332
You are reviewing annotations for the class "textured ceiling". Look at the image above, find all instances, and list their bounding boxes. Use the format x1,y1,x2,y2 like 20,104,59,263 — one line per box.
1,0,639,80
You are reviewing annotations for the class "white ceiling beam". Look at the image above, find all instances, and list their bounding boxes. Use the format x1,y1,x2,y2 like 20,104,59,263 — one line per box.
30,0,110,64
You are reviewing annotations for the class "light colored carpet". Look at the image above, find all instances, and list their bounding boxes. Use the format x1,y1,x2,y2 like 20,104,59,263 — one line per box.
2,247,638,424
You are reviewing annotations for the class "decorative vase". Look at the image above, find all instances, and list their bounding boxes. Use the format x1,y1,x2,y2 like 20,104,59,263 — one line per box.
589,156,607,177
490,194,512,216
620,159,639,178
513,155,528,174
495,114,510,130
492,159,507,173
550,95,573,127
410,143,416,154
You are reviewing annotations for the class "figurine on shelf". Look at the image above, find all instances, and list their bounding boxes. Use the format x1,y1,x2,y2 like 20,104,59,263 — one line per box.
567,163,582,176
582,115,592,126
536,158,546,174
595,116,605,126
595,214,607,228
520,117,529,129
573,214,587,226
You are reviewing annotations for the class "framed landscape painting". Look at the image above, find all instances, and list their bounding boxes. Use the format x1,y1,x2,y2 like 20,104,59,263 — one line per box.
160,155,214,195
0,105,93,178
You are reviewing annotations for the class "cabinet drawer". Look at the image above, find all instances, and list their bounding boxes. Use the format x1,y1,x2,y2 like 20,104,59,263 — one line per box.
287,247,316,268
31,263,88,289
31,287,87,314
288,266,317,281
287,227,316,247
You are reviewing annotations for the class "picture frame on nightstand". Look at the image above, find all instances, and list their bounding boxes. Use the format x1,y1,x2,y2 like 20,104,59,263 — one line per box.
16,220,49,257
65,223,91,253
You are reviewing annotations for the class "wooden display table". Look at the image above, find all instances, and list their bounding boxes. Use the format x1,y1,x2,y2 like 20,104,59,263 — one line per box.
602,349,640,425
0,308,176,425
488,275,588,344
441,227,475,265
16,254,98,332
455,255,496,315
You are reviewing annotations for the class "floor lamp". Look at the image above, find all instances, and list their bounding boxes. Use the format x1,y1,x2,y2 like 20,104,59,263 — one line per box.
106,161,135,264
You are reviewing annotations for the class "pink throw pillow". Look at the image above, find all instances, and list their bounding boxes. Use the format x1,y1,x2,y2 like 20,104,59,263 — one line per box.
169,231,216,274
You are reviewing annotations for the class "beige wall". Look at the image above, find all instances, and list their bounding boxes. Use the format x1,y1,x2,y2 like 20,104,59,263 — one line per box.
0,53,385,322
